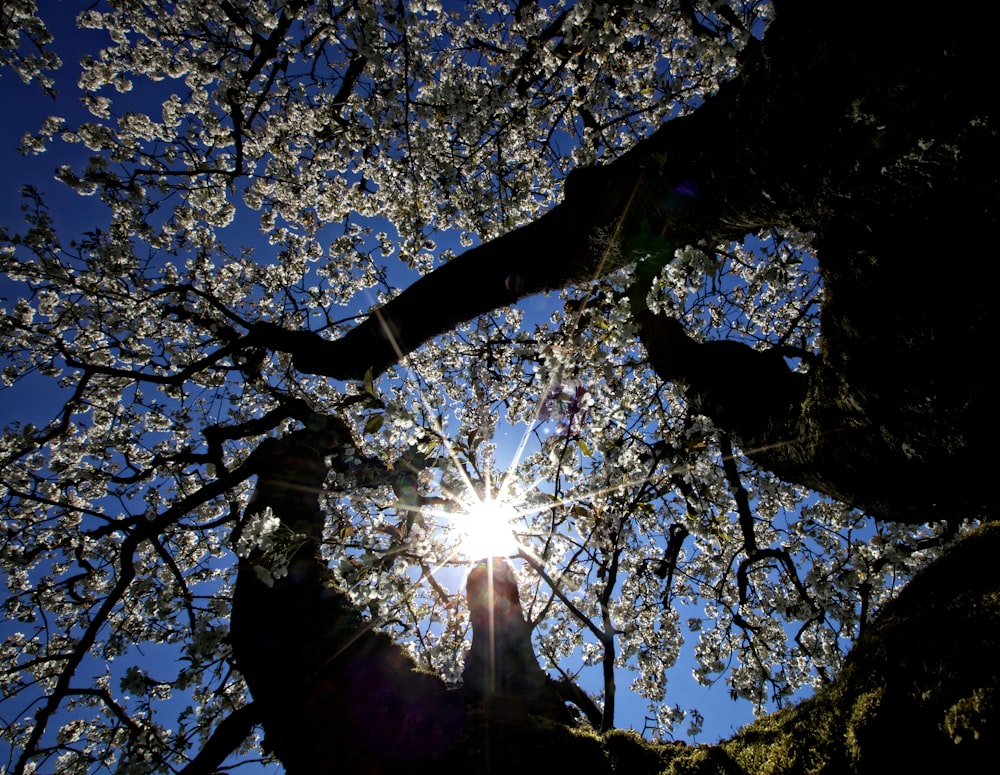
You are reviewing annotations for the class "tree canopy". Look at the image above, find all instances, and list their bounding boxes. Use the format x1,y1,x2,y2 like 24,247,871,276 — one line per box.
1,1,996,773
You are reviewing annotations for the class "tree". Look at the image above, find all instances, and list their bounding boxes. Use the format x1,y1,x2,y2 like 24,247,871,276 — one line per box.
1,1,997,773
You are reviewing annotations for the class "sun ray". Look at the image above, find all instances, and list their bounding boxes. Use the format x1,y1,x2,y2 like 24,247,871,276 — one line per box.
454,493,521,561
344,246,707,656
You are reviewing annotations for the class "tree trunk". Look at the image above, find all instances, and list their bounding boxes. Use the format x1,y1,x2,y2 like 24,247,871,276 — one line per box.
230,432,575,773
635,1,1000,521
229,428,468,774
227,2,1000,770
229,429,1000,773
274,1,999,522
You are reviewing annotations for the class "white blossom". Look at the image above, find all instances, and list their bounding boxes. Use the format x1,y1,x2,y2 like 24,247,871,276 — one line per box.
0,1,959,770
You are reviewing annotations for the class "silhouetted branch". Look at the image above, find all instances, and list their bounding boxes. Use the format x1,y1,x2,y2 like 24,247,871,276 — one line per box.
719,433,757,555
179,704,261,775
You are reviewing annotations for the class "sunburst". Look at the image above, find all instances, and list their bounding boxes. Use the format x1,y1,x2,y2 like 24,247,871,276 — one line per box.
452,491,521,561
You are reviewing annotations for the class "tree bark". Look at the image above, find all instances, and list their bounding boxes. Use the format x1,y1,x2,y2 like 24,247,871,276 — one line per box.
229,428,468,775
635,1,1000,521
270,1,999,522
226,2,1000,771
230,433,577,773
462,558,572,722
228,427,1000,774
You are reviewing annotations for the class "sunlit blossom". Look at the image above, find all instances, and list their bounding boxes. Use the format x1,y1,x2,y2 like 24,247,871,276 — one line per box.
0,2,960,771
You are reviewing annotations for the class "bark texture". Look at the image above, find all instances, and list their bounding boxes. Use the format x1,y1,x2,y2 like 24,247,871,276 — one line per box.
275,1,998,522
633,1,1000,521
462,558,572,722
229,430,1000,774
225,1,1000,771
230,432,577,774
229,428,465,774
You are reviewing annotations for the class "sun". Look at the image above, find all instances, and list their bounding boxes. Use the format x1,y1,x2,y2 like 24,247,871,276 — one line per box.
454,495,521,561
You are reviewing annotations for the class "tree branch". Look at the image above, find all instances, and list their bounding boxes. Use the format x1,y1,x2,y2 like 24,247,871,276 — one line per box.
719,433,757,555
13,535,139,775
178,703,260,775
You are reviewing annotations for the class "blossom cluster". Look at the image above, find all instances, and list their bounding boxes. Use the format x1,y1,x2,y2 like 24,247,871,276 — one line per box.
0,1,964,772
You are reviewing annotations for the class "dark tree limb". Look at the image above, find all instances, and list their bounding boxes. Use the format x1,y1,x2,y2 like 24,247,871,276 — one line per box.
229,427,466,775
550,674,604,729
653,522,689,608
289,202,646,381
636,313,807,454
178,703,261,775
462,558,572,723
719,433,758,556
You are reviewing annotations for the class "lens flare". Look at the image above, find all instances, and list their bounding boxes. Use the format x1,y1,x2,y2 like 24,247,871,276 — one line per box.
455,496,520,560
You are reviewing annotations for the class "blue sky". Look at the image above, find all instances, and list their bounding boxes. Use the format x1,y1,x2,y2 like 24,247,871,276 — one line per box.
0,5,786,771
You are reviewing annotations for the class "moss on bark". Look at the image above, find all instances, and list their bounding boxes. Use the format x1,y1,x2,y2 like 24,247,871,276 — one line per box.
232,428,1000,775
227,2,1000,770
453,522,1000,775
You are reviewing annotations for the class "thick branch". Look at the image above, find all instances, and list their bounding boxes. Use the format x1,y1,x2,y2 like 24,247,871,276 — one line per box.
290,202,650,381
179,704,260,775
637,312,807,450
719,433,758,555
229,427,465,774
462,558,571,722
